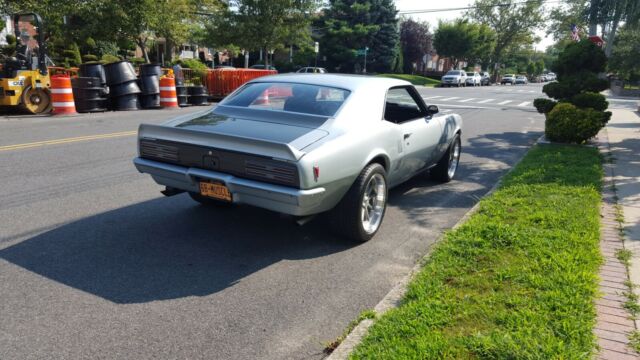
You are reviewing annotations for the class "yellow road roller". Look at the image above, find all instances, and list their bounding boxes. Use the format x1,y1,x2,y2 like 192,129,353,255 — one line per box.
0,13,51,114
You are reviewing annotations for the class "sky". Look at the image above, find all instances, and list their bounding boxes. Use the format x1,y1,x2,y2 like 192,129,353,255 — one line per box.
394,0,558,51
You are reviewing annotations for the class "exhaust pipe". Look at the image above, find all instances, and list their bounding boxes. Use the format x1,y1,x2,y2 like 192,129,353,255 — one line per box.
161,187,185,197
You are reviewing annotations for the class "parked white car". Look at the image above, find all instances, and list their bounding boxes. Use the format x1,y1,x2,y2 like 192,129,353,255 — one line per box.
465,72,481,86
441,70,468,87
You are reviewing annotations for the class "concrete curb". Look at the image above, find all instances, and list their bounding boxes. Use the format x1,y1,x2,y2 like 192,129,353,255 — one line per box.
325,135,545,359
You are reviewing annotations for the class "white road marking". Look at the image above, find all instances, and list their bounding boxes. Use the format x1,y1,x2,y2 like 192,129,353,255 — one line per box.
441,109,452,113
497,100,513,105
440,97,460,101
517,101,531,107
422,95,443,99
477,99,494,103
457,98,476,103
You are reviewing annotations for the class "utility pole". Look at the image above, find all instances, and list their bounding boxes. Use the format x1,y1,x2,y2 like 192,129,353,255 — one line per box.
314,42,319,68
363,46,369,74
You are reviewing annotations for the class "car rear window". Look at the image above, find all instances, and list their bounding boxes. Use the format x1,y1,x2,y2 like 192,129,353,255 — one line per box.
221,82,350,117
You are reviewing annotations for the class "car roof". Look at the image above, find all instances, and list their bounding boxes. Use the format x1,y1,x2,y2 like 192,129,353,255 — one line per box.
247,74,410,91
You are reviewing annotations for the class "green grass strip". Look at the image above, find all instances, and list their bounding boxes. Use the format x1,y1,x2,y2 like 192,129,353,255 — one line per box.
351,144,603,359
377,74,441,87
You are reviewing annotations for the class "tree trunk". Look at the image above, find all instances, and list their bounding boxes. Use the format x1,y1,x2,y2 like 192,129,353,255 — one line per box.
605,16,620,58
137,38,150,63
263,46,269,67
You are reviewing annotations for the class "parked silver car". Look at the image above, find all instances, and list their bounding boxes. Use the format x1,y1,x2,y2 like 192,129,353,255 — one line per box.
134,75,463,241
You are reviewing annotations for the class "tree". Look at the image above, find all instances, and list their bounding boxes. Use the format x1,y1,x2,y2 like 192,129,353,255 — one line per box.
609,25,640,83
433,19,495,70
320,0,399,73
221,0,319,67
468,0,544,76
535,59,545,75
433,20,473,69
399,18,431,74
547,0,588,42
526,62,535,77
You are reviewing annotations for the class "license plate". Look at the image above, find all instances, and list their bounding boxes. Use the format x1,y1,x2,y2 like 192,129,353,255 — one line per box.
199,182,232,202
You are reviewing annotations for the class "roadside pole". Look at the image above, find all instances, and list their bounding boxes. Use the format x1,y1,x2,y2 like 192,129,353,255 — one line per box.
314,42,319,68
363,46,368,74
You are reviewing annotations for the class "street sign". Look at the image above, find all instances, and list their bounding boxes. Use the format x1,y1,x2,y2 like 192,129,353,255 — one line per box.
588,35,604,47
314,42,319,53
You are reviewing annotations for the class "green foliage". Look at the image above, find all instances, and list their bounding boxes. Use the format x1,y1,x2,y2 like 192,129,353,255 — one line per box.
526,62,535,76
609,25,640,83
62,42,82,66
320,0,399,73
545,103,604,143
535,59,545,76
101,54,121,63
553,40,607,79
82,54,99,62
129,57,146,66
95,41,119,58
5,34,16,45
543,73,609,100
351,144,603,358
571,92,609,112
468,0,545,76
175,58,208,79
434,19,496,70
533,98,557,114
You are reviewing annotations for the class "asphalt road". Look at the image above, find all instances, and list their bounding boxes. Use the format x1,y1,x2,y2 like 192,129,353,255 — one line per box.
0,84,545,359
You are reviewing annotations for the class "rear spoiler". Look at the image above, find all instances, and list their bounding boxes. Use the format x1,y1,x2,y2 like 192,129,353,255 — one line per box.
137,123,304,162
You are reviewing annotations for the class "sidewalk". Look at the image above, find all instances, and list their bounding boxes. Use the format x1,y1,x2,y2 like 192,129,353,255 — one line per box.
597,107,640,359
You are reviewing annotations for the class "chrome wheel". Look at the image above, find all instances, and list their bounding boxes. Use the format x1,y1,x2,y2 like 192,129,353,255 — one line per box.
447,137,461,179
361,173,386,234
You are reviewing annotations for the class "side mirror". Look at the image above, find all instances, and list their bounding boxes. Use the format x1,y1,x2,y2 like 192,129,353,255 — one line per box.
426,105,439,115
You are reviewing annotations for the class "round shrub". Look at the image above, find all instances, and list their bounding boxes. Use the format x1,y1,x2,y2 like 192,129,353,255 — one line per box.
545,103,603,143
533,98,557,114
82,54,99,62
553,40,607,78
571,92,609,111
101,54,121,63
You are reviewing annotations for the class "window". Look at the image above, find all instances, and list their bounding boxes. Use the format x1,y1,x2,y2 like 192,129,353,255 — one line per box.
221,82,350,117
384,87,426,123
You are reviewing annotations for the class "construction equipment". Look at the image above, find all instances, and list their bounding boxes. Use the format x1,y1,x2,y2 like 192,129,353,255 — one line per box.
0,13,51,114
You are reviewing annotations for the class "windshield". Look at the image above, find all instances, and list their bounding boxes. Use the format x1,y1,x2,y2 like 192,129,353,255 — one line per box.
445,71,461,76
221,82,351,117
505,74,515,77
466,72,474,76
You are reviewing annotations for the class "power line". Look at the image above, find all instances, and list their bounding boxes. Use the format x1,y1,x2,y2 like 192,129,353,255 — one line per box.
397,0,562,15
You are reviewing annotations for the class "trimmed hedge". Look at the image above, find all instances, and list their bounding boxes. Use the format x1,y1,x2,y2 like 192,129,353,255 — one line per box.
571,92,609,112
533,98,557,114
545,103,603,143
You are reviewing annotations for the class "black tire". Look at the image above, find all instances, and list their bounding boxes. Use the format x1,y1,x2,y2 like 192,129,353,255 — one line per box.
188,192,232,207
431,134,461,183
330,163,388,242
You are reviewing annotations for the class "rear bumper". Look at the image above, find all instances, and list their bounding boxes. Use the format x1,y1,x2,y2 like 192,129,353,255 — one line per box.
134,157,326,216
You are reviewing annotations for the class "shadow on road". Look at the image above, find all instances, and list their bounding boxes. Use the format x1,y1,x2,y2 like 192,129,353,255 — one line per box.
0,196,354,304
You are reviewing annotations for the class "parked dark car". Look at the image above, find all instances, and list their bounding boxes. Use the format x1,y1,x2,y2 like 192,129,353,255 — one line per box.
250,64,277,71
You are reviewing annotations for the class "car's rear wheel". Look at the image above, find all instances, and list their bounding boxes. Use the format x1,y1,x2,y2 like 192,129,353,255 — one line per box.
431,134,461,183
330,163,387,242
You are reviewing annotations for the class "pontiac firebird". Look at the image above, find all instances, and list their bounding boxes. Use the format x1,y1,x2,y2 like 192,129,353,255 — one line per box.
134,74,463,242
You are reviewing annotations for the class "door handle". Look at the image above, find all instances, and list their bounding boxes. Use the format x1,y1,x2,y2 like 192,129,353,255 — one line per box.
404,133,412,140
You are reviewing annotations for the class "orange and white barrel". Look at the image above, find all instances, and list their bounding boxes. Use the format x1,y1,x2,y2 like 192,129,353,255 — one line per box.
51,75,76,115
159,77,178,108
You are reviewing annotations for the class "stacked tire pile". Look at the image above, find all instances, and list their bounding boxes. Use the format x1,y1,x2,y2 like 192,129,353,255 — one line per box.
105,61,140,111
72,63,109,113
138,64,161,109
188,85,208,106
176,84,189,107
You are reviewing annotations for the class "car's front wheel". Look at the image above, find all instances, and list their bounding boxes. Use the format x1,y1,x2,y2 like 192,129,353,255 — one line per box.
330,163,388,242
431,134,461,182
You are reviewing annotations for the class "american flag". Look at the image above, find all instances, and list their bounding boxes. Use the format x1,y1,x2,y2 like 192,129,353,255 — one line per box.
571,24,580,41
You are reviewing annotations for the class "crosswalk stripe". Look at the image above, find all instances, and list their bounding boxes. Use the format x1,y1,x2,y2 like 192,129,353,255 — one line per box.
457,98,475,103
517,101,531,107
440,97,459,101
477,99,494,103
423,95,443,99
497,100,512,105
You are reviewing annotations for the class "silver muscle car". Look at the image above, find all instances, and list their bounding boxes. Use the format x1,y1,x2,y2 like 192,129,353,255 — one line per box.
134,74,463,242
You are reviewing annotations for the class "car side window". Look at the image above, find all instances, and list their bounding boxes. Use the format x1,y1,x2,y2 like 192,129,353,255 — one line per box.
384,87,426,123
